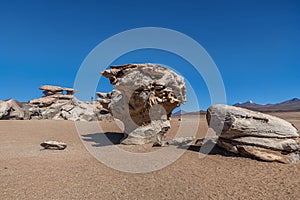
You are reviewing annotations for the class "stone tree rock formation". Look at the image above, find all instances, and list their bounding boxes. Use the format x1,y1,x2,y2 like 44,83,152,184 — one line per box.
207,104,300,163
98,63,186,145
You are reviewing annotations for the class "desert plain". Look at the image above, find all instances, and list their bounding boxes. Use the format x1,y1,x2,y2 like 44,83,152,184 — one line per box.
1,111,300,199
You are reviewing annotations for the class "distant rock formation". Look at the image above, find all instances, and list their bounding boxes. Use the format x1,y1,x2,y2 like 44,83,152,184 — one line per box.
29,85,76,107
207,104,300,163
27,85,109,121
0,85,112,121
98,63,186,145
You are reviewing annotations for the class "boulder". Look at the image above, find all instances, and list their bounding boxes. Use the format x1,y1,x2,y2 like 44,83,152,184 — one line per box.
207,104,300,163
40,141,67,150
153,136,195,147
0,99,24,120
166,136,195,146
98,63,186,145
58,98,99,121
30,97,102,121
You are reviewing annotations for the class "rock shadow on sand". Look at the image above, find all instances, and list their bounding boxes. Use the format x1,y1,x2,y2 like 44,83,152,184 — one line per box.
81,132,124,147
178,139,242,158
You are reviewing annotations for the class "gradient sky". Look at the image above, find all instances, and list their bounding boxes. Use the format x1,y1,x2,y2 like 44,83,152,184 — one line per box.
0,0,299,111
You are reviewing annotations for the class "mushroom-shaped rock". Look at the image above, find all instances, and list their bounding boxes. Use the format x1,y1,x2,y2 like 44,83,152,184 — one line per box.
207,104,300,163
98,63,186,145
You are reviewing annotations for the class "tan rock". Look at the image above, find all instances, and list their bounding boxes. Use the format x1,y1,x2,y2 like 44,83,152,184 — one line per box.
98,63,186,145
207,104,300,163
27,85,106,121
40,140,67,150
0,99,24,120
29,97,56,107
39,85,77,96
39,85,64,92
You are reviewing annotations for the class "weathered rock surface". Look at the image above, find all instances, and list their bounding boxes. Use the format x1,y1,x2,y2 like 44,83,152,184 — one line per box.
0,99,24,120
207,104,300,163
0,85,112,121
153,136,195,147
40,141,67,150
26,85,110,121
98,63,186,145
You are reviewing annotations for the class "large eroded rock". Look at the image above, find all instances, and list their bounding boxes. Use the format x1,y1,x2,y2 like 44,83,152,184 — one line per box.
98,63,186,145
207,104,300,163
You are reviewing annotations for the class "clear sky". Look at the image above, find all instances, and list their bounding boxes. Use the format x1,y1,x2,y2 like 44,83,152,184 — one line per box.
0,0,299,111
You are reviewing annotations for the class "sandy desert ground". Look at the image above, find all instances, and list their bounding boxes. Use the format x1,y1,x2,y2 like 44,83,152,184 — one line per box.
1,112,300,199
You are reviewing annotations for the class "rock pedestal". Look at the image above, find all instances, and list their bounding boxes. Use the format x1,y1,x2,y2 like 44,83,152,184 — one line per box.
207,104,300,163
98,63,186,145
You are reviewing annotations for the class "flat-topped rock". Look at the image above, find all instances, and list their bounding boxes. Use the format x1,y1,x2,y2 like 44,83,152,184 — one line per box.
39,85,76,96
40,140,67,150
51,94,74,99
40,85,64,92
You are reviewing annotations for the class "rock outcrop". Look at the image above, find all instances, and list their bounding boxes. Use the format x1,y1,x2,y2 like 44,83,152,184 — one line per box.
27,85,109,121
0,85,112,121
207,104,300,163
0,99,25,120
98,63,186,145
29,85,76,107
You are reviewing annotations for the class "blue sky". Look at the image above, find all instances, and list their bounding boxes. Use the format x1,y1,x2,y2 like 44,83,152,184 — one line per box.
0,0,299,111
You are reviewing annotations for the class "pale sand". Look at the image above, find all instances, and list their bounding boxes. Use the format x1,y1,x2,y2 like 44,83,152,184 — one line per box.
0,113,300,199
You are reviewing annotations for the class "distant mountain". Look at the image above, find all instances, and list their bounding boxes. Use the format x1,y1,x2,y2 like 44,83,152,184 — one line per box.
173,109,206,116
173,110,188,116
233,98,300,112
234,100,262,108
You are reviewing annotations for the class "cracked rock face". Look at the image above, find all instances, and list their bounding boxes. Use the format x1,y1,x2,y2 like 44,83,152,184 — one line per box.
207,104,300,163
98,63,186,145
